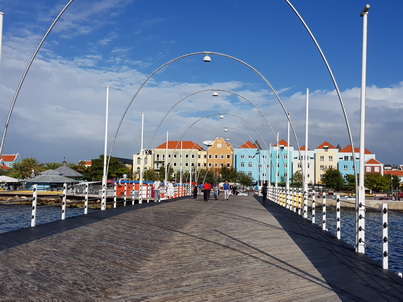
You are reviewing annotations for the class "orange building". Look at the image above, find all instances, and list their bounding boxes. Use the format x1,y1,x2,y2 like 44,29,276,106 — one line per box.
206,137,234,170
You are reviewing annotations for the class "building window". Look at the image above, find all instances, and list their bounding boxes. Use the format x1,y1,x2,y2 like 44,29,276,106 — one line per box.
192,154,195,158
248,172,252,177
137,158,140,165
214,163,218,167
227,155,231,159
220,163,224,167
204,155,207,158
185,154,189,158
344,156,348,161
208,154,212,159
227,163,230,167
329,156,333,161
173,163,177,166
198,163,201,167
320,156,324,161
241,162,245,167
220,155,224,159
284,154,288,159
214,154,218,159
185,163,188,167
320,165,324,171
174,154,177,158
248,155,253,158
208,163,212,167
344,165,348,170
366,167,371,172
375,167,379,172
240,155,244,158
248,162,252,167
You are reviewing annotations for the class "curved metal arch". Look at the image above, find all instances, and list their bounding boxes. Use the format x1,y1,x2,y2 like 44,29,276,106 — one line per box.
148,88,278,149
0,0,76,157
108,51,302,173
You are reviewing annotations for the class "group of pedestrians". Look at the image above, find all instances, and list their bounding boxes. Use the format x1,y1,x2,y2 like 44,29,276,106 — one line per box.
152,179,174,202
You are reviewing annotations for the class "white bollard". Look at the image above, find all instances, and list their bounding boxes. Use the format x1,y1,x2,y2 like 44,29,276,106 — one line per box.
31,184,38,227
84,183,89,214
322,193,327,231
336,195,341,239
61,183,67,220
312,190,316,224
382,203,389,270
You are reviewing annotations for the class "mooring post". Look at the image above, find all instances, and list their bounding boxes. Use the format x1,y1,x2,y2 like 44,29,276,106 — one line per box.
31,184,38,227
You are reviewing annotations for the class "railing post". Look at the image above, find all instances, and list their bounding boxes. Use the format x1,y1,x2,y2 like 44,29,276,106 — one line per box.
123,182,127,206
336,194,341,240
84,182,89,214
113,182,117,208
312,190,316,224
61,183,67,220
139,182,143,204
286,187,290,209
31,184,38,227
147,183,150,203
298,188,302,216
303,189,308,218
132,183,135,205
293,188,297,212
382,203,388,270
322,192,327,231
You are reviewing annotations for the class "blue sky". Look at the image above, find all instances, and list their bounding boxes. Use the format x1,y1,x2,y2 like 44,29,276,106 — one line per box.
0,0,402,165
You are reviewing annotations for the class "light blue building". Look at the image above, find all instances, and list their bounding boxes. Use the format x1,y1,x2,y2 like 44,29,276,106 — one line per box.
270,139,293,185
337,145,375,180
234,141,269,185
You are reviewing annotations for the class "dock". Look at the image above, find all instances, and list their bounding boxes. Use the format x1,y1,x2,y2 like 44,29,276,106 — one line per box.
1,195,403,301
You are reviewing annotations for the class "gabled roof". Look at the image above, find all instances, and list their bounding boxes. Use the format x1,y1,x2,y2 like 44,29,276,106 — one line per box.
239,141,257,149
340,145,372,154
273,139,289,147
0,164,10,170
0,154,18,162
316,141,336,150
365,158,382,165
155,141,204,151
299,145,310,151
25,175,79,184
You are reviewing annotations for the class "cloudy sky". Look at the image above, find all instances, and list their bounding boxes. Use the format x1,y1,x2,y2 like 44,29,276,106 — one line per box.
0,0,402,165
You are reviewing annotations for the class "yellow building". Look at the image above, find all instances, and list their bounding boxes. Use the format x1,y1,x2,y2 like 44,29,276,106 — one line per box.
206,137,234,170
314,141,339,183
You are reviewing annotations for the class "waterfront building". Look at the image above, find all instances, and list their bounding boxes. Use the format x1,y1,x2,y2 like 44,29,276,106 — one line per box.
234,141,269,184
292,146,315,186
0,153,21,169
314,142,339,184
365,158,384,175
270,139,293,185
152,141,203,176
337,145,376,180
206,137,234,170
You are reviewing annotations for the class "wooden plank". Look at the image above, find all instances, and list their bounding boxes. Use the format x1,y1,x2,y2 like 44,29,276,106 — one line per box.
0,195,402,301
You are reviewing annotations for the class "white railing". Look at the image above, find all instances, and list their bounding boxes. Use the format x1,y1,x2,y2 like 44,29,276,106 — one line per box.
266,186,402,276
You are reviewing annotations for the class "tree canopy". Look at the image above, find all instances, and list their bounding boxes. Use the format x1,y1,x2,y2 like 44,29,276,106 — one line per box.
321,167,345,190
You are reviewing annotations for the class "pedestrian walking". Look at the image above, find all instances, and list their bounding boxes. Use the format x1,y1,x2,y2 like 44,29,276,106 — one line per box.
203,182,211,201
213,183,219,200
153,179,161,202
166,180,174,201
193,184,198,199
223,181,230,200
261,182,268,203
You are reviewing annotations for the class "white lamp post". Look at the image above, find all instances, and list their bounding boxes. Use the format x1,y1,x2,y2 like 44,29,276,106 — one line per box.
101,86,109,211
357,4,370,254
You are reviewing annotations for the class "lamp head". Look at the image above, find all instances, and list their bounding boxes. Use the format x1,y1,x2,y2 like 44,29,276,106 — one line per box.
224,127,228,132
219,115,224,119
212,92,219,97
203,55,211,62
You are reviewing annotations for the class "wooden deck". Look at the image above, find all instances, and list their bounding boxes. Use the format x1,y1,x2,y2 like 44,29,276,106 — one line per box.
1,195,403,301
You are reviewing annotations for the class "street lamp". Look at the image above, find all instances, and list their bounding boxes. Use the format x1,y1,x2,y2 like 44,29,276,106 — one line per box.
357,3,370,254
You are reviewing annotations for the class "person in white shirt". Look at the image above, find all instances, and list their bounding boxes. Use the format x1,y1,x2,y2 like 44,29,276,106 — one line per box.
166,180,174,201
153,179,161,202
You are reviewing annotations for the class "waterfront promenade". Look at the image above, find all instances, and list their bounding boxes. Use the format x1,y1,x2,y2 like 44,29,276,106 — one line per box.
1,195,403,301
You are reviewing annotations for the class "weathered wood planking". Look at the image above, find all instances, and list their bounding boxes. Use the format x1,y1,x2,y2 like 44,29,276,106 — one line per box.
0,195,402,301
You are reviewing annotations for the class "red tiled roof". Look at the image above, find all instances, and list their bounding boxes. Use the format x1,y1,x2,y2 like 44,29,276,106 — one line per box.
0,155,17,162
299,145,310,151
239,141,257,149
156,141,204,151
273,139,289,147
384,171,403,177
365,158,382,165
0,164,10,170
316,141,336,149
340,145,372,154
